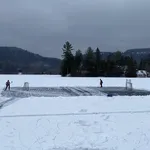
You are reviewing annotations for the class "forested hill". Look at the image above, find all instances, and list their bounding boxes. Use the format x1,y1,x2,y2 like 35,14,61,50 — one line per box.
123,48,150,62
0,47,61,74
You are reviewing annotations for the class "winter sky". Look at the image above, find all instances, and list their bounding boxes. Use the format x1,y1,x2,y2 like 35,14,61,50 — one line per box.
0,0,150,58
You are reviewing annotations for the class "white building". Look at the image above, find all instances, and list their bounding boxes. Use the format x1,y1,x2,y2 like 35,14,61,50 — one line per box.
136,70,148,77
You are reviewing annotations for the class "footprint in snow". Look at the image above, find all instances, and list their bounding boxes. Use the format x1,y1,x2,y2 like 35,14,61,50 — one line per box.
104,115,110,121
79,109,87,113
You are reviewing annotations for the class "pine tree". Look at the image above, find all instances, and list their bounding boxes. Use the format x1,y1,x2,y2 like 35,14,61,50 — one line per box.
62,41,73,60
139,59,145,70
95,47,101,75
113,51,122,65
74,49,83,75
61,41,74,76
125,57,137,77
83,47,96,75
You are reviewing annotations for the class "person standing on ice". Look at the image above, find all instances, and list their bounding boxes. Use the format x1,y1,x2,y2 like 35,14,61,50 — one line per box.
5,80,10,91
100,79,103,88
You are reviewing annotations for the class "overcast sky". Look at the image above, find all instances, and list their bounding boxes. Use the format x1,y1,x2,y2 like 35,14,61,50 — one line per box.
0,0,150,58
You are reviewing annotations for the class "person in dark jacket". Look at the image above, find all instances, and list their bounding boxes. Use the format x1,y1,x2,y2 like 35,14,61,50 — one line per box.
100,79,103,88
5,80,10,91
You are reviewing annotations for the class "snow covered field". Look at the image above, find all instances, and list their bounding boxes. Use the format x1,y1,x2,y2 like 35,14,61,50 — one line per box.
0,74,149,89
0,75,150,150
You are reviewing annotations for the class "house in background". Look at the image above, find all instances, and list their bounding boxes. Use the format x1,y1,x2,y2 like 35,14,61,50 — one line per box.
136,70,149,77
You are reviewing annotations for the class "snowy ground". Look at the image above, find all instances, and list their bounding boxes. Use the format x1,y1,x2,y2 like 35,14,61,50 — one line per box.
0,74,149,90
0,75,150,150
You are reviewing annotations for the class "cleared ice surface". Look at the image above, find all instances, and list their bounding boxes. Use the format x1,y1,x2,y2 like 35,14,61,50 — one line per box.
1,86,150,99
0,74,149,90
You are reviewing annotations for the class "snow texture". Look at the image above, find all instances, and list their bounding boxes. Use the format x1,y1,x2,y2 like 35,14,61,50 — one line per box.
1,86,150,99
0,75,150,150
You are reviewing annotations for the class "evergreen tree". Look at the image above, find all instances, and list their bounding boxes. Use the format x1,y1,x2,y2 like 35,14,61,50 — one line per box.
105,60,116,76
62,41,73,59
61,41,74,76
60,60,68,76
74,49,83,75
83,47,96,75
125,57,137,77
95,47,101,75
139,59,145,70
113,51,122,65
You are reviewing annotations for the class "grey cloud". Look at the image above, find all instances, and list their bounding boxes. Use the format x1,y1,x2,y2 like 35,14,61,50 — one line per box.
0,0,150,58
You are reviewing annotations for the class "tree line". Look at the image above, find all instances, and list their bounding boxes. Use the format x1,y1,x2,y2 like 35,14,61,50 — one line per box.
60,41,146,77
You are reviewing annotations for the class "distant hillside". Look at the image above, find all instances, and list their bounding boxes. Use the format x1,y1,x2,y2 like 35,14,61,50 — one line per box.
125,48,150,53
99,48,150,62
1,46,150,74
0,47,61,74
124,48,150,62
100,52,113,60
